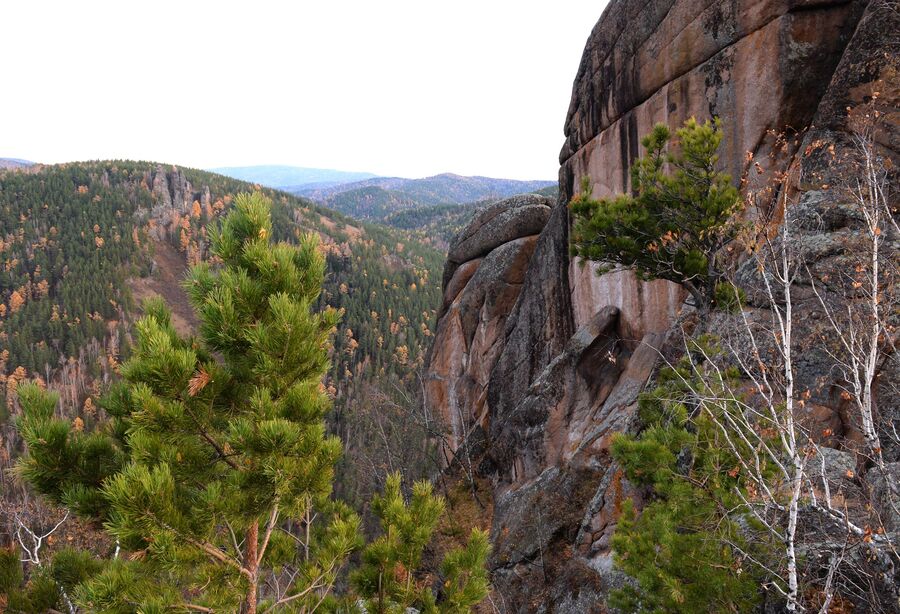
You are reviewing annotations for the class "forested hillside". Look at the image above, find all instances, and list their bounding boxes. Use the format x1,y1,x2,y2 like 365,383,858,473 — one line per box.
0,161,442,380
293,178,559,251
4,190,491,613
382,201,482,245
0,161,447,515
382,185,559,246
321,185,429,221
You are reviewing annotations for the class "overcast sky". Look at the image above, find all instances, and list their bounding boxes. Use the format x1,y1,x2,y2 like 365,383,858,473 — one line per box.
2,1,607,180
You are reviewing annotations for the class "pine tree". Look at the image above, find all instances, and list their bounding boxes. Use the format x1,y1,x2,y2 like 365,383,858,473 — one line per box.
0,544,99,613
16,193,361,612
0,546,60,613
569,118,742,312
608,339,766,613
351,473,490,614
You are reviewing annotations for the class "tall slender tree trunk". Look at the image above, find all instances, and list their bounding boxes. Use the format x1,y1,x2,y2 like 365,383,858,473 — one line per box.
780,225,800,612
241,521,259,614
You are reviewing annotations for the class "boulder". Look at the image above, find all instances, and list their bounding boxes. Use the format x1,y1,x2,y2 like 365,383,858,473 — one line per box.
441,258,481,309
443,194,551,286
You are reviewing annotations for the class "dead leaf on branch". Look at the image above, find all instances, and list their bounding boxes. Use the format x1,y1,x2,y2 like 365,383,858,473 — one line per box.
188,367,211,397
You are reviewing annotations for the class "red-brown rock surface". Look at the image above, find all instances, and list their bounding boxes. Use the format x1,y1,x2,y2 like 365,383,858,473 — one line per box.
425,0,898,610
426,194,552,453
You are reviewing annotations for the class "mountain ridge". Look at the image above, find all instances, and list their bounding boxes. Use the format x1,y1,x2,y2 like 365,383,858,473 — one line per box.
294,172,555,203
0,158,35,169
208,164,378,189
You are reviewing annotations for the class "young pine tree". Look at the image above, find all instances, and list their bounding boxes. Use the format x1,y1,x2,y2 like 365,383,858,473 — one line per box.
609,340,767,613
351,473,490,614
16,193,360,612
0,546,57,612
570,118,743,312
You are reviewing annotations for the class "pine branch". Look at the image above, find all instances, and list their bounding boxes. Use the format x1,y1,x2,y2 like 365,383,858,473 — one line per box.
198,427,241,471
181,394,242,471
158,520,250,579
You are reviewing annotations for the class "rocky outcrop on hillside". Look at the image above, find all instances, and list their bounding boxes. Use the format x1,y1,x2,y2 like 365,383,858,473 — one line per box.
425,0,899,610
143,165,211,240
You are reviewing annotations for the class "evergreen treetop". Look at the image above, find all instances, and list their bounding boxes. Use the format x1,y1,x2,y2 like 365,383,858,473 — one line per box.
351,473,490,614
569,118,743,312
17,192,359,612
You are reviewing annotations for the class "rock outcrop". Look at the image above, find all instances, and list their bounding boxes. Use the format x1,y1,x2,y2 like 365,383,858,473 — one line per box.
143,165,205,240
425,0,899,610
427,195,552,451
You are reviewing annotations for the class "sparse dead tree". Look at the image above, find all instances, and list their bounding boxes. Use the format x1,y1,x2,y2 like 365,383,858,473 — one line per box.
13,510,68,569
5,501,76,614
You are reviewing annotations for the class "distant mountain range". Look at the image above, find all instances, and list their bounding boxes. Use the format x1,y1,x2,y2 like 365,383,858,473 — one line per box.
208,165,377,189
209,165,558,243
290,173,556,230
378,185,559,248
0,158,34,169
293,173,555,207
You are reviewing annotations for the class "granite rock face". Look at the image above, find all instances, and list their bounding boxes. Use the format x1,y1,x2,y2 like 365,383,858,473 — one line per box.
425,0,898,610
426,195,553,452
560,0,869,335
442,194,551,288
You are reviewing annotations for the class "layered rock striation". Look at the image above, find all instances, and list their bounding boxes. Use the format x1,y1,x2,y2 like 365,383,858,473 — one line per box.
426,0,898,610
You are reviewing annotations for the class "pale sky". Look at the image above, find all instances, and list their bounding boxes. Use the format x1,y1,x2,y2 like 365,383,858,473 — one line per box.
2,1,607,181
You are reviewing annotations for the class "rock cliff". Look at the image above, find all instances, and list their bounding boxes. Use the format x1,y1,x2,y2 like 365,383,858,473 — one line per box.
425,0,899,611
143,165,211,240
428,194,552,452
